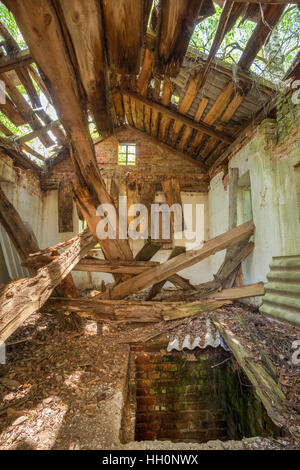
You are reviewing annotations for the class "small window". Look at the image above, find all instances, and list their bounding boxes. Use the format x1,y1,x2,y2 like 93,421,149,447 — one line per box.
118,142,136,166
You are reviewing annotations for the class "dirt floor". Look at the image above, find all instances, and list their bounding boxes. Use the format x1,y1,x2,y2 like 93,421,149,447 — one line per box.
0,292,299,450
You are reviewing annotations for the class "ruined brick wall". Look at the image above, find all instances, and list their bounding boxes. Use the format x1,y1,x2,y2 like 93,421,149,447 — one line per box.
42,127,208,191
131,348,229,443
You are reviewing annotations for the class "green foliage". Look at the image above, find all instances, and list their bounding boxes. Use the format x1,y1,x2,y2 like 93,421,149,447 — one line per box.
0,1,26,49
189,3,300,84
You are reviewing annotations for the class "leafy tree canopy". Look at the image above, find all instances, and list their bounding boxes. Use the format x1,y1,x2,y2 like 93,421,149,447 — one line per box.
189,4,300,84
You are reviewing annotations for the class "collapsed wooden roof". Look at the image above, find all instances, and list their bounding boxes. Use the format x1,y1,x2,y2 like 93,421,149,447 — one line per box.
0,0,298,176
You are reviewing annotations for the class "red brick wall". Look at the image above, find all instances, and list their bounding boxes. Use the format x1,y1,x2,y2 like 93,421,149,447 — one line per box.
42,128,208,190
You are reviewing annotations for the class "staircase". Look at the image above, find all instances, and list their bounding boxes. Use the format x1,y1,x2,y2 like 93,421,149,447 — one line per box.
260,256,300,327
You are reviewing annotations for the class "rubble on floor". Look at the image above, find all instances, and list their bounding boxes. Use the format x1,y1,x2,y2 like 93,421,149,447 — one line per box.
0,300,299,450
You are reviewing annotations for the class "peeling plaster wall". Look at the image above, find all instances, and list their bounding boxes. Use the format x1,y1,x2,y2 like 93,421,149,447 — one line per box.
208,98,300,306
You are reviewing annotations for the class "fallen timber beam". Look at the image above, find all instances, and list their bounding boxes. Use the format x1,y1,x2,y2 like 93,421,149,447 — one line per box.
0,230,96,342
0,184,84,329
194,241,254,296
206,283,265,301
119,91,233,144
0,49,33,73
42,298,231,323
211,315,299,435
72,258,159,274
100,220,255,300
4,0,133,264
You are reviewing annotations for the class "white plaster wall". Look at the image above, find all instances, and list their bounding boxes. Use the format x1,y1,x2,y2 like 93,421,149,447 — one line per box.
208,120,300,306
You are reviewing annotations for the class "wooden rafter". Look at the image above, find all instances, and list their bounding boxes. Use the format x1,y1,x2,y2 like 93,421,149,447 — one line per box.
0,49,33,73
100,0,144,75
57,0,112,137
197,1,245,93
120,90,233,144
155,0,205,77
238,3,286,71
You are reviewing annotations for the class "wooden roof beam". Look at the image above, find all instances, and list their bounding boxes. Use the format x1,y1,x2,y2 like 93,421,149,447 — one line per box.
4,0,133,264
120,90,233,144
57,0,113,138
100,0,144,75
155,0,203,77
0,49,33,73
238,3,286,71
197,1,245,92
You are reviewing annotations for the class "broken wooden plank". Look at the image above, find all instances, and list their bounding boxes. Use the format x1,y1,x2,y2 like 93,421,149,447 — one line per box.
16,119,61,144
163,300,231,321
0,185,39,271
197,1,244,93
43,298,230,323
100,0,144,75
235,313,277,380
0,96,26,127
147,246,186,300
155,0,203,77
58,179,74,233
5,0,133,265
135,240,162,262
121,91,233,144
1,73,54,148
195,241,254,295
101,220,255,300
206,282,265,300
0,183,82,329
0,229,96,342
73,258,159,274
162,178,184,232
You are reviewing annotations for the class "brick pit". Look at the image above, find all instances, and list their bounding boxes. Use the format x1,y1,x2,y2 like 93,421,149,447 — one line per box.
121,346,282,444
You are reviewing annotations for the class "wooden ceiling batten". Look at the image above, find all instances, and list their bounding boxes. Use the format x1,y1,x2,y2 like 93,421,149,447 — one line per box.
120,90,233,144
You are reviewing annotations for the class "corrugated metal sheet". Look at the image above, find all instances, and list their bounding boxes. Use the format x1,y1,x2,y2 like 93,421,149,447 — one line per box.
167,319,230,352
260,256,300,328
0,223,28,280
